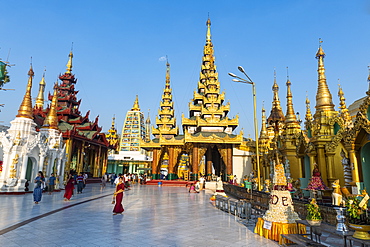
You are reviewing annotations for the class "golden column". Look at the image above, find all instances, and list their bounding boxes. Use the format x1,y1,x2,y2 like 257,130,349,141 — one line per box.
168,147,176,180
192,145,199,181
152,149,160,179
226,145,233,178
206,148,212,180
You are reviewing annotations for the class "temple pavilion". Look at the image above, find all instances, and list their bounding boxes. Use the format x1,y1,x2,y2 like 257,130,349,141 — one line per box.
141,18,247,182
33,51,110,179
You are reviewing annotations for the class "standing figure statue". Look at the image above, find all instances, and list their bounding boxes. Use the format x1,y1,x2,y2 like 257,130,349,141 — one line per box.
307,164,329,191
332,179,344,206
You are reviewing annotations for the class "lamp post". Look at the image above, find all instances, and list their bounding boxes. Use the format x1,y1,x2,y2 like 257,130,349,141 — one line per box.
229,66,261,191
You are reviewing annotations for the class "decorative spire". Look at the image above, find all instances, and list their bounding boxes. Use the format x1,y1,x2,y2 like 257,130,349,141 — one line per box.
338,82,352,126
367,65,370,94
153,58,178,137
66,50,73,74
206,17,211,43
131,95,140,111
145,110,151,141
42,82,59,129
35,70,46,109
315,39,335,112
111,114,116,128
268,69,285,125
16,65,34,119
106,114,119,152
260,106,268,138
285,69,298,124
305,95,313,122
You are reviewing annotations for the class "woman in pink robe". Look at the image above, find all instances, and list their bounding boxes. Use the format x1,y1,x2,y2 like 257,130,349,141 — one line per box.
112,177,125,214
64,174,75,201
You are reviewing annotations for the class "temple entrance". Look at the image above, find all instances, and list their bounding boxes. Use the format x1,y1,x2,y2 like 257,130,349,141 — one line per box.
25,158,33,181
360,142,370,191
205,145,227,181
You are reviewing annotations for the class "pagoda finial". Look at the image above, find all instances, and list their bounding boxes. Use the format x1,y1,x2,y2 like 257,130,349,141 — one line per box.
66,45,73,74
131,95,140,111
42,82,59,129
35,68,46,109
338,81,352,126
165,56,170,87
111,114,116,128
315,39,335,112
367,65,370,93
267,69,285,126
285,69,298,124
16,64,34,119
305,94,313,122
206,16,211,43
272,68,282,110
260,105,268,138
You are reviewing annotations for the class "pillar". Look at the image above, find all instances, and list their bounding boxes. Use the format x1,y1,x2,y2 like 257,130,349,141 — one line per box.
206,148,212,181
192,145,199,181
20,154,29,180
168,147,176,180
348,144,360,183
152,149,160,179
226,145,233,179
326,153,335,185
316,146,328,186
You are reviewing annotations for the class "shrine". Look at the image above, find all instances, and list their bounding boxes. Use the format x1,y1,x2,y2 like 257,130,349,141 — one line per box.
141,18,245,181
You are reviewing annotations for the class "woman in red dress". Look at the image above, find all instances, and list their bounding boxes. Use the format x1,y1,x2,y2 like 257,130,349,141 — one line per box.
64,174,75,201
112,177,125,215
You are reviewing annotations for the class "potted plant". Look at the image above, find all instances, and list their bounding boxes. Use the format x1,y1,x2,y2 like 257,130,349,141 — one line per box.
346,194,370,240
306,198,322,226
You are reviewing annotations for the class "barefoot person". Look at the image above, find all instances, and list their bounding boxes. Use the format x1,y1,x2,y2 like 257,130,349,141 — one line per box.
33,171,45,204
112,177,125,215
64,174,75,201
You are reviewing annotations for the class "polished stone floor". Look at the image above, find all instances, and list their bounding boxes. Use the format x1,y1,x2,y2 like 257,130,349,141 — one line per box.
0,183,279,247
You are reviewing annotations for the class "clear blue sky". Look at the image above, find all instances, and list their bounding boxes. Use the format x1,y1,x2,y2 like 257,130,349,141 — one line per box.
1,1,369,138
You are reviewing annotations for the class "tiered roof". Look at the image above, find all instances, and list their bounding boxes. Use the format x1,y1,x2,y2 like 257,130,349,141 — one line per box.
182,18,238,134
33,51,109,147
152,59,178,138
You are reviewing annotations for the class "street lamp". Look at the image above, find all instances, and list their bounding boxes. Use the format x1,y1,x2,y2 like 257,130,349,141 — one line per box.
229,66,261,191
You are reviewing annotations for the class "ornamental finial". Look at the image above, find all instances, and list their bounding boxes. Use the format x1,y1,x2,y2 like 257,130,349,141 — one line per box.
66,44,73,74
16,64,34,119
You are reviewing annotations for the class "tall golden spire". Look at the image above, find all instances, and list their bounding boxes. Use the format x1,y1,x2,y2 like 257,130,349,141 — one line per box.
268,70,285,125
66,51,73,74
35,71,46,109
260,106,268,138
315,40,335,112
285,75,298,124
42,82,59,129
206,17,211,43
131,95,140,111
305,95,313,122
16,65,34,119
153,58,178,137
338,82,352,126
272,70,283,111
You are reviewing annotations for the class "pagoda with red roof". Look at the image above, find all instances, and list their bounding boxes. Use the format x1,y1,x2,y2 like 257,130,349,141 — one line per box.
33,51,110,178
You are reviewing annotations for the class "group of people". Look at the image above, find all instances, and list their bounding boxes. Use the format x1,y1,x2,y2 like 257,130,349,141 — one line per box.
63,172,88,201
33,171,58,204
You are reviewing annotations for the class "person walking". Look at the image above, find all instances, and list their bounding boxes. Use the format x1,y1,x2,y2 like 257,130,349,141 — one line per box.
112,177,125,215
76,173,85,194
64,174,75,201
48,173,56,195
33,171,45,204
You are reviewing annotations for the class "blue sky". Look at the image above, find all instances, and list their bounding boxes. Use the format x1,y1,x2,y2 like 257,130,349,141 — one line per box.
1,1,369,139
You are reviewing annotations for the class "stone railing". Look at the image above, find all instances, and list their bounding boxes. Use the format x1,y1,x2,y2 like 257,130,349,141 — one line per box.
223,183,338,225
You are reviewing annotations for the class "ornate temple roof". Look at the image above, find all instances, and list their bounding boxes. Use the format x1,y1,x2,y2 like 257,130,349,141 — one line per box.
152,59,179,138
182,18,238,135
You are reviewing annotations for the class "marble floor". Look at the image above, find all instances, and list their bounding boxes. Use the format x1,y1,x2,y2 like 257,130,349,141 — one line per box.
0,183,279,247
